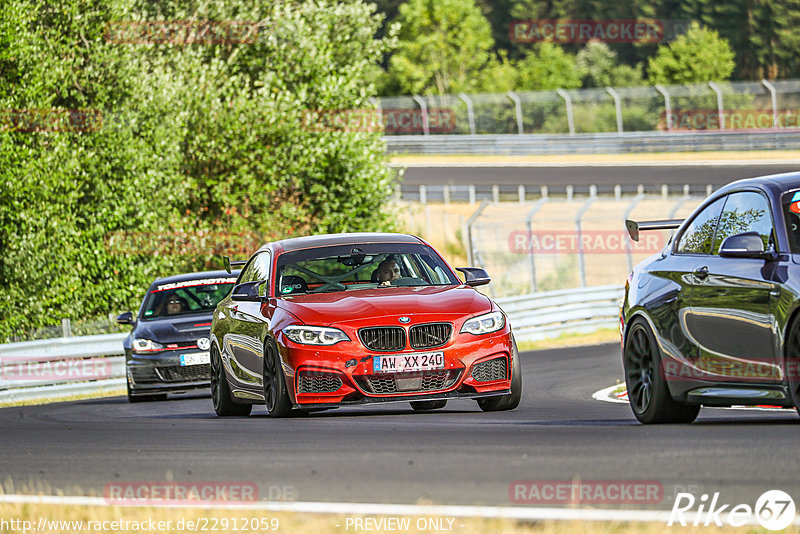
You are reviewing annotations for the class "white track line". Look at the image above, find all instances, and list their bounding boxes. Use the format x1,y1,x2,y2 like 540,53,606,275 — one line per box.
592,384,794,412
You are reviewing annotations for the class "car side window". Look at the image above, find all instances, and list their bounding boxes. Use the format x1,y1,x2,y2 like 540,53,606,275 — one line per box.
238,252,270,284
712,191,774,254
676,197,726,255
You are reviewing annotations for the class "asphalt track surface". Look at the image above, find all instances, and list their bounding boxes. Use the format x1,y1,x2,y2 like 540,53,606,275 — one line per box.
2,343,799,511
400,164,800,188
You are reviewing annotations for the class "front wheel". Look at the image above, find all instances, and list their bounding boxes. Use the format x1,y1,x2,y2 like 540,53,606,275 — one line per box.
263,341,292,418
784,318,800,417
210,345,251,417
477,341,523,412
623,318,699,424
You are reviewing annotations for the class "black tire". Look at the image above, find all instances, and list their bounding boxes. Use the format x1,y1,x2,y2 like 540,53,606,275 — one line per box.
410,400,447,411
624,318,699,424
210,345,251,417
263,341,292,418
477,340,523,412
126,379,166,403
784,318,800,417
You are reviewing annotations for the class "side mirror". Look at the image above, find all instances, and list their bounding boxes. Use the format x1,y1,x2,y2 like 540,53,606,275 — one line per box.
455,267,491,287
719,232,774,259
117,311,134,325
231,280,266,301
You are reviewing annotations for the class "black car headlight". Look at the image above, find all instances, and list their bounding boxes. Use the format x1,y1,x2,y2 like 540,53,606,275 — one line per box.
132,338,164,352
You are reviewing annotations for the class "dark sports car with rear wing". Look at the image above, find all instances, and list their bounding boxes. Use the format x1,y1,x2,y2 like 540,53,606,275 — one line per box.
621,172,800,423
209,232,522,417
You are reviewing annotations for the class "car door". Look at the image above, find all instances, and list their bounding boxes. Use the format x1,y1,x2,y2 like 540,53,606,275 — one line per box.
684,190,780,384
221,251,271,396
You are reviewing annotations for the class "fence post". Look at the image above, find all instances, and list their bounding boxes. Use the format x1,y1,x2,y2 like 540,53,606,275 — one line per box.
507,91,524,135
575,192,598,288
556,89,575,136
411,95,430,135
605,87,623,134
468,185,477,205
708,81,725,131
443,184,450,204
761,79,779,129
614,184,622,201
655,84,672,132
492,184,500,203
465,201,490,267
518,185,526,204
525,198,549,293
566,185,574,202
458,93,476,135
61,318,72,338
419,184,427,205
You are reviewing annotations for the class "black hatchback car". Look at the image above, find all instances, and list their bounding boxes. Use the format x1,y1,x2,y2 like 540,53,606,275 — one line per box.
117,270,238,402
622,172,800,423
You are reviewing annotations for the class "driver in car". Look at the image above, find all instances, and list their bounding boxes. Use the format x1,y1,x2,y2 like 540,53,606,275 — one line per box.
376,257,401,286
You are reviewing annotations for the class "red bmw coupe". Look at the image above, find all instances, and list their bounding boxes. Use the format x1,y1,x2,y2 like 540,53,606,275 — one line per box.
210,233,522,417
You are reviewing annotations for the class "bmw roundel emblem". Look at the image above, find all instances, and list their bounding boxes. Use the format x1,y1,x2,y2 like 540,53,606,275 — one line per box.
399,317,411,324
197,337,211,350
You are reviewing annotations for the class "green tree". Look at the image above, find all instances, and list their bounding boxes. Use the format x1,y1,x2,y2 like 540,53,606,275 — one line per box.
386,0,501,94
576,42,643,88
0,0,397,340
647,22,735,84
516,42,581,91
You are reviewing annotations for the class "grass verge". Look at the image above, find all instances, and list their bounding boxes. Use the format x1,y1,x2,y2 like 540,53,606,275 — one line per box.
0,387,126,408
516,329,620,353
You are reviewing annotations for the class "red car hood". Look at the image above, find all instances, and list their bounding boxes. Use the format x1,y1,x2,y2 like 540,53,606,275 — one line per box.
276,286,492,326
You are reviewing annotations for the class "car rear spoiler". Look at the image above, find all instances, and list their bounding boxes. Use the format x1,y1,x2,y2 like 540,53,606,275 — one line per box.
222,256,247,274
625,219,683,242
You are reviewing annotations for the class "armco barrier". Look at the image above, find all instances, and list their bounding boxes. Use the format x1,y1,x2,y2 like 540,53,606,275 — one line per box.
0,333,126,396
384,131,800,155
496,285,624,341
0,287,622,401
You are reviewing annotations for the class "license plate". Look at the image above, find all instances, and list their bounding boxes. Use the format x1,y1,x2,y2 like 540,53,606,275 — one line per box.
373,351,444,374
180,352,210,366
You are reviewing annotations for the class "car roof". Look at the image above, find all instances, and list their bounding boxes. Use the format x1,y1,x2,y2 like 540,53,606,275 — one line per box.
717,171,800,196
262,232,424,253
150,269,240,287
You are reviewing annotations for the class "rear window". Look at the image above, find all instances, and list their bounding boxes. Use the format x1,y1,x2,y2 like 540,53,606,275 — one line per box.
140,277,235,320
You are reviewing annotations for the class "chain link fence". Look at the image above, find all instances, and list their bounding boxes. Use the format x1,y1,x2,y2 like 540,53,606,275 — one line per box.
379,79,800,136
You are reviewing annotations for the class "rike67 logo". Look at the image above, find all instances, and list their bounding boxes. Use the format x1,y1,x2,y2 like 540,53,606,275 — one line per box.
669,490,796,530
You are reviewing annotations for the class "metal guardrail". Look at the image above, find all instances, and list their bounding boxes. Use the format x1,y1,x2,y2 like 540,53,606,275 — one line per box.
0,287,622,401
496,285,623,341
384,131,800,155
0,333,126,396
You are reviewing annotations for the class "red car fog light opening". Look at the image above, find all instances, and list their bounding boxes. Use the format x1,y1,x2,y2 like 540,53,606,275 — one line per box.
296,370,344,394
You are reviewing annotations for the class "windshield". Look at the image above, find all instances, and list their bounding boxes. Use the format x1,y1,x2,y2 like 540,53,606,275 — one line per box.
276,243,459,295
140,277,235,320
783,190,800,254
